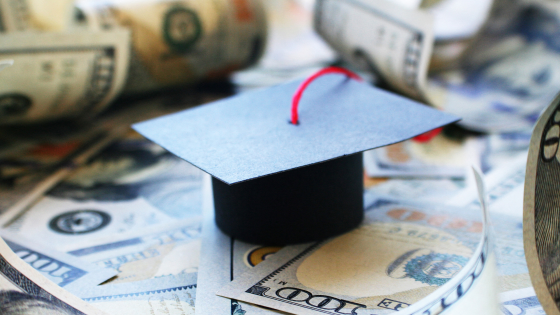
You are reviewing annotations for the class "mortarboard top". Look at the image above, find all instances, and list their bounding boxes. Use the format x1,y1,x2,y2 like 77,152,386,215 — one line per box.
133,69,459,245
133,74,459,184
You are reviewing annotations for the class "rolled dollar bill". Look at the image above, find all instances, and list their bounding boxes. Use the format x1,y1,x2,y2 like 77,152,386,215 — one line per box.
0,0,266,123
314,0,434,100
76,0,267,94
0,30,130,124
524,92,560,315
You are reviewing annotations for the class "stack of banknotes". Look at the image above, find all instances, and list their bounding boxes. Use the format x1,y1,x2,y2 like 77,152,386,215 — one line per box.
2,0,560,314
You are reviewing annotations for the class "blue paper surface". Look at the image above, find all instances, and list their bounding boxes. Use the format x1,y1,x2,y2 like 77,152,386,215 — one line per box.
133,76,459,184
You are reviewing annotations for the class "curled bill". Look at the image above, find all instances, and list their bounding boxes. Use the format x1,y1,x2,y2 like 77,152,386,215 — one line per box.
399,169,499,315
524,92,560,315
314,0,433,100
216,168,499,315
0,235,107,315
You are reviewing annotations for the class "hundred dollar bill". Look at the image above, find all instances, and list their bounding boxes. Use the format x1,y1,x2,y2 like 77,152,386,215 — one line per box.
3,194,177,252
45,136,204,220
314,0,434,100
367,178,529,294
217,170,500,315
67,218,201,285
77,0,267,94
80,273,197,315
0,231,117,295
0,235,107,315
0,30,130,124
524,92,560,315
3,136,204,252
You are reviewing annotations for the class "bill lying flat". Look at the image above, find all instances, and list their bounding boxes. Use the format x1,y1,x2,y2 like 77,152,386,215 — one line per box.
2,137,204,252
0,235,107,315
216,170,499,315
398,170,499,315
4,193,178,252
68,218,202,285
524,92,560,315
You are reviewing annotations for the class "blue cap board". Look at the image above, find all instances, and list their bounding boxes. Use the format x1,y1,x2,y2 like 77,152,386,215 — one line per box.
133,75,459,184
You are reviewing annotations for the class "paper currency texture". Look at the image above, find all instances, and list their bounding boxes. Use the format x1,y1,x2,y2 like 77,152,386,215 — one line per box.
217,174,500,315
524,91,560,315
0,235,107,315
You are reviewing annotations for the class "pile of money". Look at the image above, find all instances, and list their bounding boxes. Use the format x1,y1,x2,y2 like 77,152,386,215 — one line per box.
1,0,559,315
0,0,266,124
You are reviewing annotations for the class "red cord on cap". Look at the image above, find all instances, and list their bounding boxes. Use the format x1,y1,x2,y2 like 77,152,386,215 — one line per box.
291,67,442,143
412,127,443,143
291,66,362,125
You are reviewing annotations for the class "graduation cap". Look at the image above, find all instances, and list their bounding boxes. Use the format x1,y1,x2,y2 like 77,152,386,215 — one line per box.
133,67,459,245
